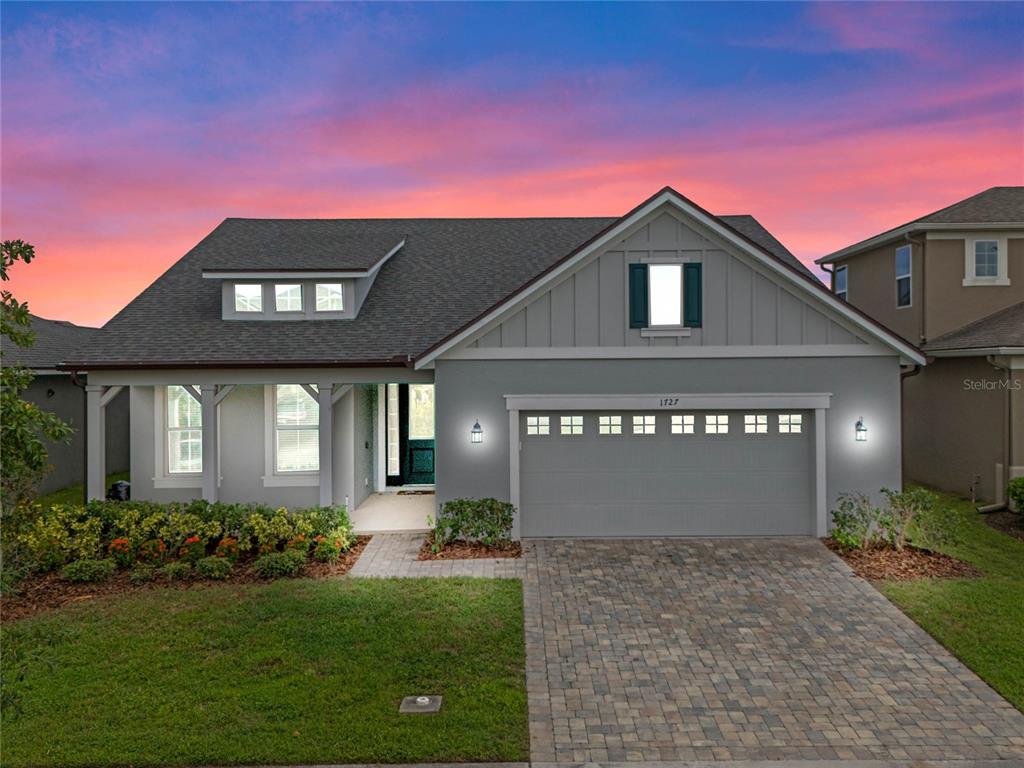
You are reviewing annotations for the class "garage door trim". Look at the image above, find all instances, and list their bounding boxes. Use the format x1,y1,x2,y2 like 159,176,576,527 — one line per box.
505,392,830,539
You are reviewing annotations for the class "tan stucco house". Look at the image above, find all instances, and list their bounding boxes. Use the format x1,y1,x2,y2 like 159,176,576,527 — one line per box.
817,187,1024,503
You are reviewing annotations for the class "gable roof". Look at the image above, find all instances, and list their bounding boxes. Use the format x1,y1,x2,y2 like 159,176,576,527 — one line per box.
924,300,1024,354
3,315,100,370
817,186,1024,264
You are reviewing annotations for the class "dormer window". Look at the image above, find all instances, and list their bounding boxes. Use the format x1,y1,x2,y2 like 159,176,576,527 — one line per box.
649,264,683,326
315,283,344,312
234,284,263,313
275,284,303,312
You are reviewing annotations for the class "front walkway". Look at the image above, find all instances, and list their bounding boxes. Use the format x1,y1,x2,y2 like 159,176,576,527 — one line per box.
350,492,434,534
349,532,526,578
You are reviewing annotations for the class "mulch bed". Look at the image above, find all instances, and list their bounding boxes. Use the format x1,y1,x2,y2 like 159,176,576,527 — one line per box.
417,533,521,561
824,538,979,581
983,509,1024,541
0,536,371,623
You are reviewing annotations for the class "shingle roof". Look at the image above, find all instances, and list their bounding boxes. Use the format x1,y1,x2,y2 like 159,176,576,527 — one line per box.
68,210,813,368
924,301,1024,352
917,187,1024,224
3,315,100,369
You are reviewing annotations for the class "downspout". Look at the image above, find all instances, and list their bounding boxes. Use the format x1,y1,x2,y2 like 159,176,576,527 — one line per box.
70,370,87,506
984,355,1013,511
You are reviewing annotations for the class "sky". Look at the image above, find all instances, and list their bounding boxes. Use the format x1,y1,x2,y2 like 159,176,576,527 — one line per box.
2,1,1023,327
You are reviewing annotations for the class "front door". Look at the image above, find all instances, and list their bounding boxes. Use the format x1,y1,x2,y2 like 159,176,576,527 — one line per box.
386,383,435,486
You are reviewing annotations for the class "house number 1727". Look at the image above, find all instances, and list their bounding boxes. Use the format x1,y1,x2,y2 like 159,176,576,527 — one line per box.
658,397,679,407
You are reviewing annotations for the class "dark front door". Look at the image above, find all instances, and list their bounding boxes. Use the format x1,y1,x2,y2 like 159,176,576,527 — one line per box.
386,383,435,486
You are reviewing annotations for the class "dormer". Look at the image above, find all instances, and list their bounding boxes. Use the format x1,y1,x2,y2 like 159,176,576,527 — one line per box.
203,236,404,321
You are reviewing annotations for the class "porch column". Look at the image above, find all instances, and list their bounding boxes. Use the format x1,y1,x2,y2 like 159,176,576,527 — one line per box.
200,384,218,502
318,382,334,506
85,385,106,500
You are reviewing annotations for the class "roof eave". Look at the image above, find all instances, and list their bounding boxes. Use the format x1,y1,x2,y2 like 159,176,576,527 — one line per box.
818,222,1024,264
926,346,1024,358
57,357,414,371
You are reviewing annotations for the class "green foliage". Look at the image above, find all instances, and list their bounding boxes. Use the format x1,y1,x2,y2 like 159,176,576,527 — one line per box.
194,556,233,581
244,508,296,554
1,622,76,721
177,536,206,563
252,549,306,579
1007,477,1024,513
881,486,938,550
137,538,167,564
60,559,115,584
829,492,881,550
158,561,192,582
128,566,156,586
214,537,240,563
432,498,515,549
832,487,953,551
107,538,134,569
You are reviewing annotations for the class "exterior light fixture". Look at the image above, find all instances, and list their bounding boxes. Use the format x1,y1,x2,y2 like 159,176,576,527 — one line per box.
855,417,867,442
470,421,483,444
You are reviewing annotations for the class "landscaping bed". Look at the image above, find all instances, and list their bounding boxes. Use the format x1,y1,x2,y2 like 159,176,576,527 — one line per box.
418,532,521,560
420,497,519,561
824,538,978,581
983,508,1024,541
2,536,370,621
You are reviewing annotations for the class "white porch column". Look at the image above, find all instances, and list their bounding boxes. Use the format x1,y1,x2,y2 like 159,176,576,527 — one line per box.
200,384,218,502
318,382,334,507
85,385,106,500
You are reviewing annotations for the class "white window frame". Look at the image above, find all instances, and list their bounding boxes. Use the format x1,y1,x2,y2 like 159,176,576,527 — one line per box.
315,282,345,312
153,385,217,489
274,284,303,313
778,413,803,434
895,244,912,308
560,415,583,435
648,263,684,328
598,415,622,435
526,415,550,436
233,284,263,313
671,414,694,434
744,414,768,434
632,414,656,435
165,385,202,475
705,414,729,434
834,265,847,301
962,235,1011,286
263,386,320,486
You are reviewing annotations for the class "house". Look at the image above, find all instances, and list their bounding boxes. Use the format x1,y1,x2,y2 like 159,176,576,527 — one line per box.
817,187,1023,503
4,315,129,496
65,187,924,537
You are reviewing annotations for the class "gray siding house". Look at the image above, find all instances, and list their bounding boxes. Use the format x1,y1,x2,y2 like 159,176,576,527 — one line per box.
68,187,924,537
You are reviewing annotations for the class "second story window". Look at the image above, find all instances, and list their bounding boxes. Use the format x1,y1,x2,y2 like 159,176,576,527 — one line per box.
649,264,683,326
895,245,911,308
974,240,999,278
234,284,262,313
834,265,847,301
315,283,344,312
275,284,303,313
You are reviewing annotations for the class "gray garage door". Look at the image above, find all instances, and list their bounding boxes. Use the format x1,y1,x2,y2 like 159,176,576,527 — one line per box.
519,410,814,537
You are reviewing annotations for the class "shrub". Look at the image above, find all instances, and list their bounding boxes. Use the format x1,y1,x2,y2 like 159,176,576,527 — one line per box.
311,527,353,563
158,561,192,582
830,492,879,550
881,487,937,550
914,496,965,549
245,509,295,554
1008,477,1024,513
286,534,309,553
178,535,206,563
108,538,134,568
432,498,515,549
61,558,115,583
18,512,70,570
253,549,305,579
214,536,240,563
128,566,155,586
195,556,233,581
137,538,167,564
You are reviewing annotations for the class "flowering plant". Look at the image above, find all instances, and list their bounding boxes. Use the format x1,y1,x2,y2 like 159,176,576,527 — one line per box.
214,536,240,563
178,535,205,563
286,534,309,554
137,538,167,564
108,537,134,568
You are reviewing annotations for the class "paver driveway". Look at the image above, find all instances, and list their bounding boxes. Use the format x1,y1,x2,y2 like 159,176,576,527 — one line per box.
522,538,1024,763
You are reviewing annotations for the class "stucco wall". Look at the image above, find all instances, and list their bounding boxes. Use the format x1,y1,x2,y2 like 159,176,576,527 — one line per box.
833,240,923,344
434,356,903,527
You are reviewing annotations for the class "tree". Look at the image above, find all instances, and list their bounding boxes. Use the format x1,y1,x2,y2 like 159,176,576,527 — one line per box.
1,240,73,510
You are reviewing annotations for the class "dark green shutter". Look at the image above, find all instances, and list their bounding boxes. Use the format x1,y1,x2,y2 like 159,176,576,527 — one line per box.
683,262,702,328
628,263,649,328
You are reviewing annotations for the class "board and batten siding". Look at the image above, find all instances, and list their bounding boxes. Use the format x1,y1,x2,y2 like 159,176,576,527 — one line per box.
465,210,868,350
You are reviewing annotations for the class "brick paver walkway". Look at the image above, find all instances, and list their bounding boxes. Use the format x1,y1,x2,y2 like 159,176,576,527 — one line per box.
349,533,526,578
524,538,1024,763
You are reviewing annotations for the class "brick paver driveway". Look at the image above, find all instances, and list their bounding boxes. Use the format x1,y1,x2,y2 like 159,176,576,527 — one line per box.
522,538,1024,763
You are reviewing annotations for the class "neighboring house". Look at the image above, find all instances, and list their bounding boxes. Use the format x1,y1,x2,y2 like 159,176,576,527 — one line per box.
66,187,924,538
4,315,129,496
817,187,1024,503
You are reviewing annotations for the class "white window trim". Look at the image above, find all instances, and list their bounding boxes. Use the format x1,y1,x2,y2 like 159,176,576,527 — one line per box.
315,282,346,312
274,284,304,314
262,385,320,487
962,235,1010,286
647,262,684,329
895,244,912,309
153,385,221,489
834,265,848,301
233,283,264,313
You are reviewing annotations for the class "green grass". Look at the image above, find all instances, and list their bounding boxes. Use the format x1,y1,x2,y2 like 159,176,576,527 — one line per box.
1,577,528,766
880,488,1024,711
35,472,129,509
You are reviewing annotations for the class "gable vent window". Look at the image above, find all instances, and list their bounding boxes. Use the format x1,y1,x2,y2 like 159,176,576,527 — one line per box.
560,415,584,435
778,414,803,434
974,241,999,278
649,264,683,326
705,414,729,434
275,284,303,313
599,415,622,435
234,284,262,313
895,245,912,308
671,414,694,434
315,283,344,312
526,415,550,436
744,414,768,434
275,385,319,472
633,414,656,435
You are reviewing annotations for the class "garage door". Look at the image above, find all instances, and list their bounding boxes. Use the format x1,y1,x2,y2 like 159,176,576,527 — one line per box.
519,410,813,537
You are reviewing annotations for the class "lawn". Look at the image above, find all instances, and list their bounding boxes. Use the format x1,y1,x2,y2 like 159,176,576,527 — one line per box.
1,577,528,766
881,488,1024,711
36,472,129,509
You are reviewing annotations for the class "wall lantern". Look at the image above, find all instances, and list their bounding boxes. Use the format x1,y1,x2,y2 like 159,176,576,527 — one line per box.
470,420,483,444
855,417,867,442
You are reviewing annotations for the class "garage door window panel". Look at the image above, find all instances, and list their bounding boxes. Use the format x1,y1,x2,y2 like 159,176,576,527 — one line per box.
779,414,802,434
744,414,768,434
671,414,695,434
632,414,656,435
598,415,622,435
526,416,549,436
560,415,584,435
706,414,729,434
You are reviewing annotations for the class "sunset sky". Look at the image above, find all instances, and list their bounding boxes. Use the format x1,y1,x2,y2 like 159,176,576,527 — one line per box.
2,1,1022,327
